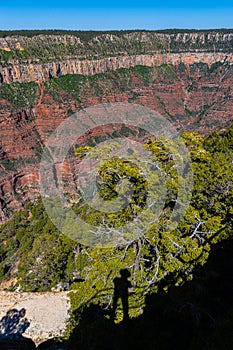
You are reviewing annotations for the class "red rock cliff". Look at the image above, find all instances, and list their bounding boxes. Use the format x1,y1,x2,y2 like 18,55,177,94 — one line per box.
1,31,233,222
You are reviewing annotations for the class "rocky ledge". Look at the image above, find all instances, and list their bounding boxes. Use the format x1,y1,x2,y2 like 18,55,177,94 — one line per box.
0,291,70,345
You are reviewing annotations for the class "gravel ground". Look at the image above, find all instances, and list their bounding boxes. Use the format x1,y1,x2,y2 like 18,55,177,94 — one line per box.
0,291,70,344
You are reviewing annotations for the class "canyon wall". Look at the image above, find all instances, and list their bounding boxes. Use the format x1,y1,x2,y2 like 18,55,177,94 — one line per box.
1,31,233,223
1,30,233,84
1,31,233,343
1,52,233,84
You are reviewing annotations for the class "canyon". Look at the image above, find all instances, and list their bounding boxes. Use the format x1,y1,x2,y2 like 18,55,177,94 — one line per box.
0,30,233,346
0,30,233,223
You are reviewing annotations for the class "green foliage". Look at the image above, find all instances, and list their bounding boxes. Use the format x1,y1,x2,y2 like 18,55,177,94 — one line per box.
0,49,14,62
1,29,233,39
68,128,233,325
60,236,233,349
1,158,18,171
18,233,74,291
0,198,76,290
45,74,85,102
0,49,30,65
131,65,152,83
1,29,232,67
44,65,179,103
0,126,233,333
0,81,39,108
0,29,155,40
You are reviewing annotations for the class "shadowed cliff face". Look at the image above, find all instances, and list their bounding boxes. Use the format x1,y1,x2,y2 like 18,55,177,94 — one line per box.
0,37,233,222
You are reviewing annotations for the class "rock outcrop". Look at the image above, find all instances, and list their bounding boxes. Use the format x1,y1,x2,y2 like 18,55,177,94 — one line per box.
1,53,233,85
0,291,70,345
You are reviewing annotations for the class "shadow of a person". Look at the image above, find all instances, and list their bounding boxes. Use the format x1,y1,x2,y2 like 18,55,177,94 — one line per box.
0,308,36,349
112,269,132,322
0,308,30,338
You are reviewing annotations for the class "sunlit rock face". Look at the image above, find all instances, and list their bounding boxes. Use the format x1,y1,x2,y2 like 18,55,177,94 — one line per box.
1,52,233,85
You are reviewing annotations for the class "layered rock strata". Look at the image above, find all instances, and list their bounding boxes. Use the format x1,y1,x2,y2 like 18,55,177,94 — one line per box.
1,53,233,85
1,31,233,222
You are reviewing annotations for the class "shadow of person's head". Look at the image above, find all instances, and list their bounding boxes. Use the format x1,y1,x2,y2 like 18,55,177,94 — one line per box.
120,269,131,278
